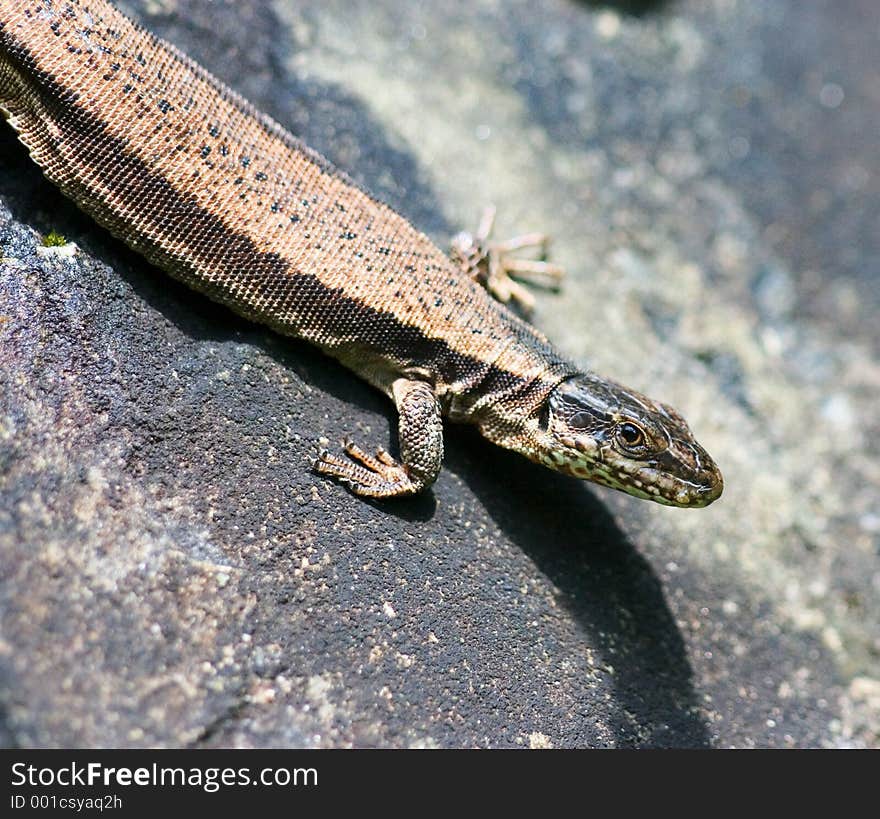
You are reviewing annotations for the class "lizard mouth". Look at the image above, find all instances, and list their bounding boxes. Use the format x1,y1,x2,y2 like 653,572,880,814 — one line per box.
539,447,724,508
613,457,723,507
654,467,723,508
686,467,724,507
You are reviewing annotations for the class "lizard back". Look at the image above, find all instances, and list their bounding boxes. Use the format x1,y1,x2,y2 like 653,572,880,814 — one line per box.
0,0,574,417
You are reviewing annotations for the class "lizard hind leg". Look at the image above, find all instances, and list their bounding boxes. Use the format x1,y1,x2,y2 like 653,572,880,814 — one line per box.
311,379,444,498
449,205,565,313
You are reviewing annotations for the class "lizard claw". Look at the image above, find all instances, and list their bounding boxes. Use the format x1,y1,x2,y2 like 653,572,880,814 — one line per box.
450,206,564,314
311,437,420,498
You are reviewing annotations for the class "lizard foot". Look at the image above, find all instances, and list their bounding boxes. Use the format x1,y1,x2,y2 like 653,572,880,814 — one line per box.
450,205,564,313
311,438,422,498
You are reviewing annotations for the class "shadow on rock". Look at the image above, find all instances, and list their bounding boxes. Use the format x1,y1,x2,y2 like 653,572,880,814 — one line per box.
450,427,710,748
577,0,673,17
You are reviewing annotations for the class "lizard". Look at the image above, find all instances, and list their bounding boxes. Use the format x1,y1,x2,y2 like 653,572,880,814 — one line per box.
0,0,723,507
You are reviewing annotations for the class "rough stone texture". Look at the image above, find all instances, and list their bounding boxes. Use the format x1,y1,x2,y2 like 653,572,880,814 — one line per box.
1,0,878,748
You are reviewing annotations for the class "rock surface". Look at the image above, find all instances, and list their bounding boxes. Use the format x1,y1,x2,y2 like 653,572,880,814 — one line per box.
1,0,878,748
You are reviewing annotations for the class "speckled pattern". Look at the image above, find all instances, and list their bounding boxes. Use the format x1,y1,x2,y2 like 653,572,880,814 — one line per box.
0,0,570,406
1,0,879,748
0,0,724,503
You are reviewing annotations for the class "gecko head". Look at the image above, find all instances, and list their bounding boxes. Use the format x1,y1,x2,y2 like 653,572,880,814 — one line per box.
533,374,723,507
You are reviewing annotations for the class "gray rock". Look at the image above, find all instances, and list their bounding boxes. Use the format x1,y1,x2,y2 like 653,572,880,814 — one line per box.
1,0,877,748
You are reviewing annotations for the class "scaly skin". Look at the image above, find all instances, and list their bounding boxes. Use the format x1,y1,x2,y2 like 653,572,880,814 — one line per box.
0,0,722,506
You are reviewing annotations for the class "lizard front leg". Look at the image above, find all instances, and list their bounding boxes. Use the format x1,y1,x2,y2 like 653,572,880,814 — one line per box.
312,379,443,498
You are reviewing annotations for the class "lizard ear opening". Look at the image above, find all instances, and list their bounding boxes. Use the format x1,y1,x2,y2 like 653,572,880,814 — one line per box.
538,399,551,432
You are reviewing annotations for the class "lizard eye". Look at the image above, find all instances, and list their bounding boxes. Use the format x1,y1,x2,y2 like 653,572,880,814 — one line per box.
616,421,646,449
